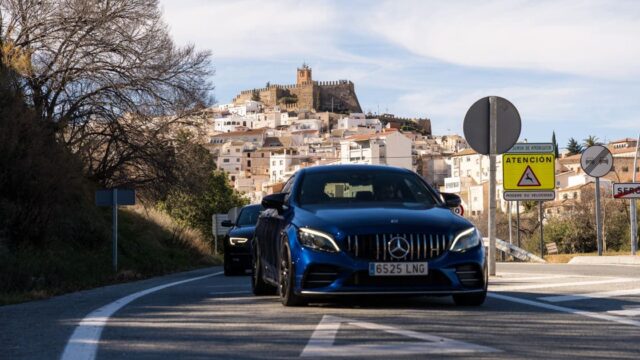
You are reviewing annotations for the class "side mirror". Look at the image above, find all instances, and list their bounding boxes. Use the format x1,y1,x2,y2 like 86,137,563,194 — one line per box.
262,192,287,212
221,220,234,227
441,192,462,208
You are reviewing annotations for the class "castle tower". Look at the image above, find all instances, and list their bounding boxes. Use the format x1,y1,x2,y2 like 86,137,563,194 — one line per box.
296,63,312,85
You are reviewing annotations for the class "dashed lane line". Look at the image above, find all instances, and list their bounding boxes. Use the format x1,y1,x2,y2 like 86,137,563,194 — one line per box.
538,288,640,303
488,293,640,328
61,271,223,360
490,275,577,282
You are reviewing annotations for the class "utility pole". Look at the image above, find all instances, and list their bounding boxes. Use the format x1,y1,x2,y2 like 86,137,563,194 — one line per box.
631,134,639,255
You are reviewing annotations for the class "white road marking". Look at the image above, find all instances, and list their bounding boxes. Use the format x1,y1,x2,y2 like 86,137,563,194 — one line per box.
210,296,275,302
607,307,640,317
491,278,638,292
300,315,499,357
208,290,251,296
61,271,222,360
488,293,640,328
490,275,573,282
539,288,640,303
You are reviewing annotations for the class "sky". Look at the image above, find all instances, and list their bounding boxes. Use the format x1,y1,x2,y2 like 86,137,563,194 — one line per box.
159,0,640,148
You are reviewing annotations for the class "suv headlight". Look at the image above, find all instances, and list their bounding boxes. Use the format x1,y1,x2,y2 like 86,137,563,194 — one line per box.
298,228,339,252
229,237,249,246
450,228,481,252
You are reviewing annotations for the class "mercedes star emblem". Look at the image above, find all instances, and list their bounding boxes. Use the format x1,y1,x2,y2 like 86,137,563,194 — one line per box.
388,237,410,259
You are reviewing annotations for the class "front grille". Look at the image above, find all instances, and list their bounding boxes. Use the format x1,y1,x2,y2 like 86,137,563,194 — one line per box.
345,233,451,261
345,270,451,287
456,264,484,288
303,265,340,289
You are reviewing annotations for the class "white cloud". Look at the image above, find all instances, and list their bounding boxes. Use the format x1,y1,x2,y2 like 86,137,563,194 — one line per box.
393,86,586,134
160,0,338,59
369,0,640,80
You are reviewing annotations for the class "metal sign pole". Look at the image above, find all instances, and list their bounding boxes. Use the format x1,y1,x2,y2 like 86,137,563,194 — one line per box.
488,97,498,276
212,214,218,255
516,201,521,248
631,134,639,255
508,201,513,245
539,201,544,259
595,177,603,256
112,188,118,272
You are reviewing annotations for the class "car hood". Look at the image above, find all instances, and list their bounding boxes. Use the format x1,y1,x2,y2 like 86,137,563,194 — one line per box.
228,225,256,239
293,205,474,239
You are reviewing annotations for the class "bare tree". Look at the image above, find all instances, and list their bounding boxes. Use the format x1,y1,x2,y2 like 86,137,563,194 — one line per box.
1,0,213,188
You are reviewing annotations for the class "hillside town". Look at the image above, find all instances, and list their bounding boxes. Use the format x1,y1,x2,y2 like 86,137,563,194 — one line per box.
196,65,638,217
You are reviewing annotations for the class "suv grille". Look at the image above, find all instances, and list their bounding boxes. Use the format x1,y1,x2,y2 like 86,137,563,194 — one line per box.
345,233,451,261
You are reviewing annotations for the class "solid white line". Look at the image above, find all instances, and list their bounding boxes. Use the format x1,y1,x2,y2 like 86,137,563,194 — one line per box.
539,288,640,303
607,307,640,317
490,275,571,282
490,278,638,292
61,271,222,360
488,293,640,328
208,290,251,296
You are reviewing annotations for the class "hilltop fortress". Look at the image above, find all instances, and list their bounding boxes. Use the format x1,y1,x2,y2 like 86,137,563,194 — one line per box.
232,64,362,114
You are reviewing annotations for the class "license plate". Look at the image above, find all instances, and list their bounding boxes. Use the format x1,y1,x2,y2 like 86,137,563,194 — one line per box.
368,262,428,276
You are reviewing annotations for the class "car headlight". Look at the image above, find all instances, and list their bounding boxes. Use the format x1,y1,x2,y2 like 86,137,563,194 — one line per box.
450,228,481,252
298,228,339,252
229,237,249,246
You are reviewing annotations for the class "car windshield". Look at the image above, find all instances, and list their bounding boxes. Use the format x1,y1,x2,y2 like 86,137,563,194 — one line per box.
297,170,440,209
236,205,263,226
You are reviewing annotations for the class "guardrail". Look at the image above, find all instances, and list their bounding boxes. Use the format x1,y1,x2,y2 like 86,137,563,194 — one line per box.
482,237,546,263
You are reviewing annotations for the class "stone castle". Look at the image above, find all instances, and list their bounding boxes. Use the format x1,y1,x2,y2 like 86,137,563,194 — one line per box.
232,64,362,114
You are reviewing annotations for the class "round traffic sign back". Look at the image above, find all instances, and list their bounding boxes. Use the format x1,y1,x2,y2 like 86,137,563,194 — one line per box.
580,145,613,178
453,205,464,216
463,96,521,155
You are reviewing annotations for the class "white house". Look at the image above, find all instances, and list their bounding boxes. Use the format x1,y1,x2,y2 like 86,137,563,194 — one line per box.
217,141,254,178
339,130,412,170
337,113,382,132
213,115,255,133
269,151,293,183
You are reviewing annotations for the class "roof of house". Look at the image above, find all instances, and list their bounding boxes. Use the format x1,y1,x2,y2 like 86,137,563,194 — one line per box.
610,138,638,144
451,148,478,157
211,128,268,138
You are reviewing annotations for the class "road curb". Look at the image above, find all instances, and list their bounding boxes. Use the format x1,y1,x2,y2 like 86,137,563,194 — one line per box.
568,256,640,266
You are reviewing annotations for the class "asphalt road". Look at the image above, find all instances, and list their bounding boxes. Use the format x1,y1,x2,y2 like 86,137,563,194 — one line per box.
2,263,640,359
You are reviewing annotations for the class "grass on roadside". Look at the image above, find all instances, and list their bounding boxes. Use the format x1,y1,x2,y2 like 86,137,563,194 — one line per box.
0,206,221,305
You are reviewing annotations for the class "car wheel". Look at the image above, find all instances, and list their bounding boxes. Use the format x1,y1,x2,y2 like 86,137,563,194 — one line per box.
251,242,276,295
279,242,307,307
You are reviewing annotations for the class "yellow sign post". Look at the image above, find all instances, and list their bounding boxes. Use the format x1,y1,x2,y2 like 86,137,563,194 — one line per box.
503,153,555,191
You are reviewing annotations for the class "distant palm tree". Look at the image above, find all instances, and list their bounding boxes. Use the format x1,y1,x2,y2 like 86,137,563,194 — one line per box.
583,135,601,148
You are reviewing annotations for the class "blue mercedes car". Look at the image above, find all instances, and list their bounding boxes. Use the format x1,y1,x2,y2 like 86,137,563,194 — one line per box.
251,165,487,306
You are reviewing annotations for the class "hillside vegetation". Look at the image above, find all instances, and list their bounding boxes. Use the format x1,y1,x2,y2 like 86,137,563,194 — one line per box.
0,0,244,304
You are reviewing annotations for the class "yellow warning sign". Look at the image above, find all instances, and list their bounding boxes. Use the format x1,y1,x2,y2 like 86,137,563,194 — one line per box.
503,153,555,190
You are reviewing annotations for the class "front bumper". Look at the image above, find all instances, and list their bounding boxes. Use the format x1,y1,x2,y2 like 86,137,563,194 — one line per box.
225,243,252,270
291,238,486,297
